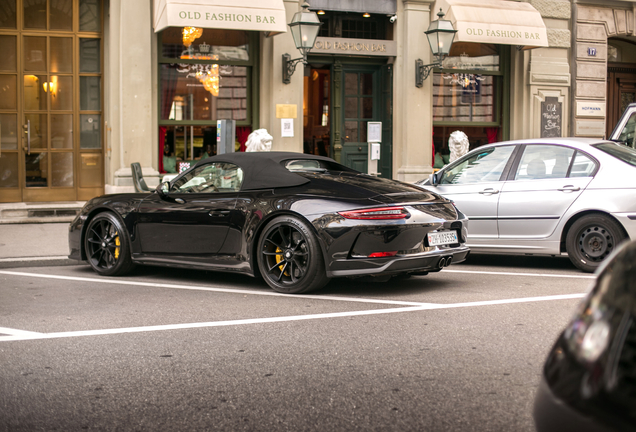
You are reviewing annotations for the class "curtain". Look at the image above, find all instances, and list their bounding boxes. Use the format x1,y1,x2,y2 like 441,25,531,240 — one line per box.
236,126,252,152
159,126,166,173
486,127,499,144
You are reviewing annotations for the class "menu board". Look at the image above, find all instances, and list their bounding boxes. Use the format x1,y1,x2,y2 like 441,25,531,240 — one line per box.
541,97,562,138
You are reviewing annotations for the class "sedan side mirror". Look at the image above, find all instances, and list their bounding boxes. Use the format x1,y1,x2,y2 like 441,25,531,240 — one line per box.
156,181,170,198
429,172,439,186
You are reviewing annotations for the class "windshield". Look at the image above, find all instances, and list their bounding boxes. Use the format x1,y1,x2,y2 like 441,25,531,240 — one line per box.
593,142,636,168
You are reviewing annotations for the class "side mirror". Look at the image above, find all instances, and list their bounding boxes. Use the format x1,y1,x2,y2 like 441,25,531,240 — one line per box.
156,181,170,198
429,172,439,186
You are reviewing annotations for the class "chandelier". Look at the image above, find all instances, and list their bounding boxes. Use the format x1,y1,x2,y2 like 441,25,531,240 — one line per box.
196,64,220,97
182,26,203,47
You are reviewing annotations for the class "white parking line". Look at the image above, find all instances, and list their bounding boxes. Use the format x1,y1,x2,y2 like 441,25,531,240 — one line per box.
0,270,432,306
445,269,595,279
0,269,588,342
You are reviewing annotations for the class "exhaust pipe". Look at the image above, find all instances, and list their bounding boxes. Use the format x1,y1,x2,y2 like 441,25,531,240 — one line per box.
445,256,452,267
437,257,447,268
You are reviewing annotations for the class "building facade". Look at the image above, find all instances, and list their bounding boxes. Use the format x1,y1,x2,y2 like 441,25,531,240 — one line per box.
0,0,634,204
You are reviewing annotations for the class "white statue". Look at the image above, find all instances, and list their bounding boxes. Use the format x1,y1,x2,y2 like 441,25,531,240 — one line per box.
448,130,470,163
245,129,273,152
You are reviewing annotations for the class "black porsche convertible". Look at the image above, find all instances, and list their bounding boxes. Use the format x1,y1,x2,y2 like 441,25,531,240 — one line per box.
69,152,470,293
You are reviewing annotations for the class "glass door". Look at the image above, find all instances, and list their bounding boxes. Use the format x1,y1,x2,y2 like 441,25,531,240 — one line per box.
340,67,379,174
0,0,103,203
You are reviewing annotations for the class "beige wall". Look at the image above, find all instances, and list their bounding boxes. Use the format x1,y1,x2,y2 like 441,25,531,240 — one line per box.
572,2,636,138
259,0,304,153
105,0,158,193
510,0,571,141
394,0,436,182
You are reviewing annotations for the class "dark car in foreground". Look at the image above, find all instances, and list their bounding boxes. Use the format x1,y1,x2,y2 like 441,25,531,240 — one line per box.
534,239,636,432
69,152,469,293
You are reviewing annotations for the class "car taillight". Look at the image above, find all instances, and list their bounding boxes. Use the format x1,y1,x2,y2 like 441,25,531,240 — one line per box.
338,207,409,220
368,251,398,258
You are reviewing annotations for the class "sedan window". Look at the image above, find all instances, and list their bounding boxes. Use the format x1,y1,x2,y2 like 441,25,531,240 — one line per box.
569,152,597,177
514,145,575,180
593,142,636,168
617,112,635,148
171,162,243,193
439,146,515,185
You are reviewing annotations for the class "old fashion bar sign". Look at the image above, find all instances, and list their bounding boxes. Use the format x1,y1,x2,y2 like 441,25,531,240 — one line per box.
153,0,287,33
312,37,397,57
455,24,548,47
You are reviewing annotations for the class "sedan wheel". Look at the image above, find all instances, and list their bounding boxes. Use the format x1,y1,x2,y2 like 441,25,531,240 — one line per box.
85,212,134,276
566,214,626,273
257,216,329,293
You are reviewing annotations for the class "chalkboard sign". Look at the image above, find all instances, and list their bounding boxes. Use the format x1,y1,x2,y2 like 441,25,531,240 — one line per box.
541,97,562,138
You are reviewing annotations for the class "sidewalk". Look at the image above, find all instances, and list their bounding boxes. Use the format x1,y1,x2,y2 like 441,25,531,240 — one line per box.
0,222,81,269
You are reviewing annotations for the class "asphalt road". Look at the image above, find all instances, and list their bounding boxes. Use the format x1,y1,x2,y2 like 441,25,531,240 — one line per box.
0,254,594,431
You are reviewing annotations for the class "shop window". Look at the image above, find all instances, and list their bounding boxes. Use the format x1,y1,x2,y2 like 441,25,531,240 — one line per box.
433,43,504,158
158,28,256,174
315,12,389,40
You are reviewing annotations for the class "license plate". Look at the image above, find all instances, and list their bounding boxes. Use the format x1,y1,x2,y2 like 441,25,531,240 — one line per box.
427,231,458,246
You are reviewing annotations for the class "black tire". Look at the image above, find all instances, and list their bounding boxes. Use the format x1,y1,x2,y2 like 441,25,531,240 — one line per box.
257,216,329,294
566,214,627,273
84,212,135,276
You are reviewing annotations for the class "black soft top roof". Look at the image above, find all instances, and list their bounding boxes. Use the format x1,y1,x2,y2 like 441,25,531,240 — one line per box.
193,151,356,190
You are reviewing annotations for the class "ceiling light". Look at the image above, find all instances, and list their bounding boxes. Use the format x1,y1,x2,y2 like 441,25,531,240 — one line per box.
363,12,370,18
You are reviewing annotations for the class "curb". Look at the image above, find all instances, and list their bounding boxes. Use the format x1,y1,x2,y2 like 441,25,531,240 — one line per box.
0,256,83,269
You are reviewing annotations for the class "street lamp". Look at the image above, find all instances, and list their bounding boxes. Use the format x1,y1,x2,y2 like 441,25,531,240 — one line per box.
283,2,322,84
415,9,457,88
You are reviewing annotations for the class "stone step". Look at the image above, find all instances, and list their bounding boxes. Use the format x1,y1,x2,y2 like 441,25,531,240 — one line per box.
0,201,86,224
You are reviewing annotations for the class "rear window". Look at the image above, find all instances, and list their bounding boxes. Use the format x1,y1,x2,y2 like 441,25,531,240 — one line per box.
282,159,357,173
593,142,636,168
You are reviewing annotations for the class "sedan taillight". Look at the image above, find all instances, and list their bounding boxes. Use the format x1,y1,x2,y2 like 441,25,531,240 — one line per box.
338,207,409,220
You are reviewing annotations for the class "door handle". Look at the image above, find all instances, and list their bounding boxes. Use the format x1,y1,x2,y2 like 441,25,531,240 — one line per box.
23,120,31,155
478,188,499,195
209,210,230,217
358,146,362,151
558,185,580,192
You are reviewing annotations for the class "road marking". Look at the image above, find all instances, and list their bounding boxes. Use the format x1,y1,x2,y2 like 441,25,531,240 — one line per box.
0,269,588,342
0,270,436,307
0,255,70,263
0,293,586,342
0,327,43,337
445,269,595,279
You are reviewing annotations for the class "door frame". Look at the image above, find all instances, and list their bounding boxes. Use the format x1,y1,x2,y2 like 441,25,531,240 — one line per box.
306,55,392,177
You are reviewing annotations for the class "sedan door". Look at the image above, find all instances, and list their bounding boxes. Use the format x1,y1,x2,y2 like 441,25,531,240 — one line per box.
431,145,517,239
498,145,596,239
136,162,243,256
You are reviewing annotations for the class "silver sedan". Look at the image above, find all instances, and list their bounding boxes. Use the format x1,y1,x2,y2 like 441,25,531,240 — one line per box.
416,138,636,272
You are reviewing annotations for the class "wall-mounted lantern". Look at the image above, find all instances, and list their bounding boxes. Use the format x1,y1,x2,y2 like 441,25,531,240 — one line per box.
283,2,322,84
415,9,457,88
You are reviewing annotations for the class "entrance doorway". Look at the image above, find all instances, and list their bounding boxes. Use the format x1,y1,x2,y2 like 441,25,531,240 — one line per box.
303,62,392,178
606,39,636,138
0,0,103,203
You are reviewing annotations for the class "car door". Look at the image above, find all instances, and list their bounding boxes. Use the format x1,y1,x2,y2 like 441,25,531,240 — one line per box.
431,145,517,239
498,144,597,239
135,162,243,256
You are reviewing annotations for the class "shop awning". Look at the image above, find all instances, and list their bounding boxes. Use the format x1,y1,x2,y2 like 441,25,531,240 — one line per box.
154,0,288,34
434,0,549,48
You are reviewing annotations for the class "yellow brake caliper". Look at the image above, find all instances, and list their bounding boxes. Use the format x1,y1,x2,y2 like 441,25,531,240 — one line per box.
275,247,289,276
114,235,120,260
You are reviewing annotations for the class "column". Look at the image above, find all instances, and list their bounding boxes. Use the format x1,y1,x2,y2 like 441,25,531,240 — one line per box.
105,0,159,193
259,0,304,152
394,0,435,183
